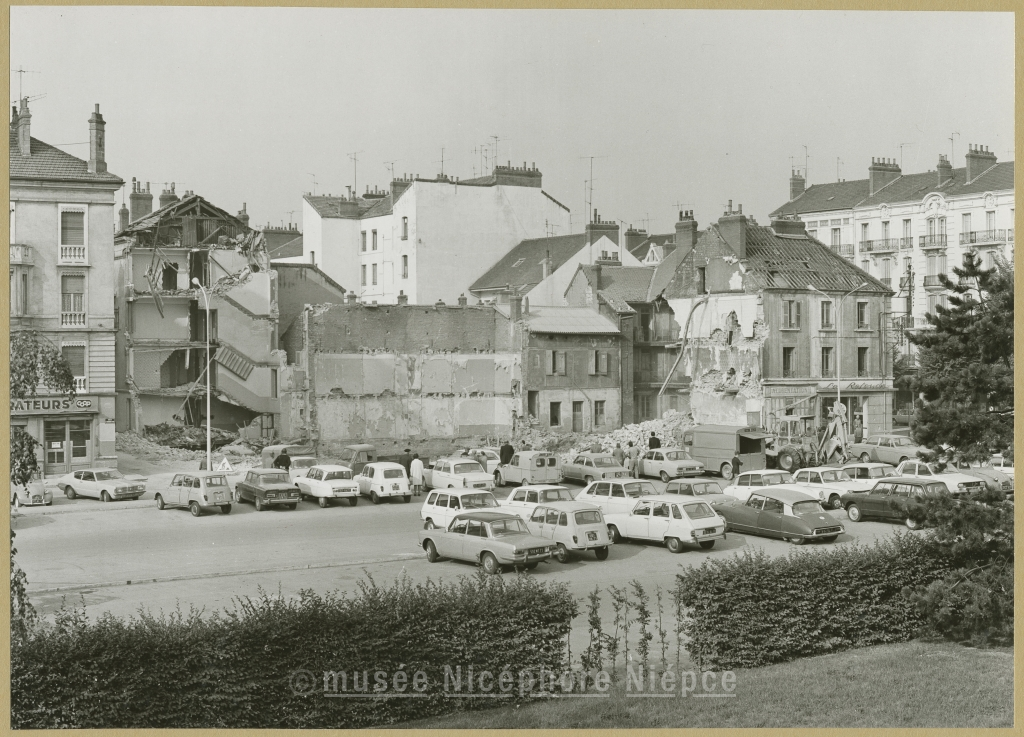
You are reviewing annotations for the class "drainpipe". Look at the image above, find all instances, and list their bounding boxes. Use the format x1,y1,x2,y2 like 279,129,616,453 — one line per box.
659,295,710,398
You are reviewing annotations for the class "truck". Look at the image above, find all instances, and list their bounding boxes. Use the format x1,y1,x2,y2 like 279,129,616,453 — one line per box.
680,425,770,480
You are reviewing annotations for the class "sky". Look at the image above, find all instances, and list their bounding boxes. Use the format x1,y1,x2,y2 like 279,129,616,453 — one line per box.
10,8,1014,235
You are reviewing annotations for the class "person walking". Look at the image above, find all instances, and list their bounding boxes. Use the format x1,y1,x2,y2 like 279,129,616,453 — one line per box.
612,442,625,467
410,453,425,497
272,448,291,472
626,441,640,478
731,453,742,480
648,431,661,450
499,439,515,466
398,448,413,475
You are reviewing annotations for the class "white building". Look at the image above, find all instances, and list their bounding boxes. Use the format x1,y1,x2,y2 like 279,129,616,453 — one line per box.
301,163,570,305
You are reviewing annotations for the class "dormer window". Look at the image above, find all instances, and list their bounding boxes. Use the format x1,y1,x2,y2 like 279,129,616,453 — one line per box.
512,258,525,268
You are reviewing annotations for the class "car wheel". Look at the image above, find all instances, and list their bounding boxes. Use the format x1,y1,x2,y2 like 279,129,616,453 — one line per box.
220,504,231,515
820,535,838,543
584,476,594,486
481,552,500,575
371,491,380,505
403,495,411,504
699,540,715,550
425,519,436,530
663,536,682,553
594,546,609,561
789,535,805,545
828,494,843,510
255,497,264,512
425,540,439,563
525,562,539,570
860,453,871,463
899,457,908,465
286,503,297,510
660,471,671,483
607,525,622,544
905,517,920,530
155,494,165,510
101,491,111,503
348,496,358,507
66,486,77,500
233,489,241,503
189,501,201,517
318,497,328,508
720,463,733,480
847,504,862,522
554,544,569,563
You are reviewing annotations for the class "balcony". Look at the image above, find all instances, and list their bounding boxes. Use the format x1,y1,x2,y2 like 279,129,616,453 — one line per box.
1009,229,1015,243
73,377,88,392
9,244,33,265
61,312,87,327
919,235,947,250
923,275,945,289
59,245,88,264
860,238,899,254
829,243,854,257
879,277,892,288
898,237,914,250
634,327,681,344
959,229,1008,246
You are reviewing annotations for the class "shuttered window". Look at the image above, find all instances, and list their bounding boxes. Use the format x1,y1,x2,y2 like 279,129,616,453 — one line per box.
61,274,85,313
598,351,609,374
61,345,86,376
61,211,85,246
545,350,554,375
588,351,597,375
555,351,566,376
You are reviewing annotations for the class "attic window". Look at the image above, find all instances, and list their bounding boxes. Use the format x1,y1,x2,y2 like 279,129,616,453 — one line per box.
826,196,835,201
512,258,525,268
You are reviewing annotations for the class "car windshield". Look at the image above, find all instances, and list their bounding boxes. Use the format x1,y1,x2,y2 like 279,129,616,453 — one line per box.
683,502,715,519
94,471,125,481
383,469,405,479
693,483,724,495
489,518,529,536
454,462,484,474
461,493,497,509
541,488,573,502
891,437,914,447
592,456,619,467
262,473,291,484
623,482,658,498
819,470,852,482
575,510,603,525
205,476,228,487
664,451,693,461
791,500,823,515
763,473,792,485
290,458,315,468
324,470,352,480
870,466,898,478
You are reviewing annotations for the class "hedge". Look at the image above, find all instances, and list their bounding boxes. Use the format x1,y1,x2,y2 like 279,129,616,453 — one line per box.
676,532,953,670
12,572,577,729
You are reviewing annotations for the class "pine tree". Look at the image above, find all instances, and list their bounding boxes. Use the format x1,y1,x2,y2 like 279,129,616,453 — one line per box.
906,251,1013,461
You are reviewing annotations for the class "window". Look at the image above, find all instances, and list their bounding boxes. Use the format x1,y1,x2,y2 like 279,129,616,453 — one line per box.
962,213,971,234
820,300,834,329
113,306,119,330
986,211,995,231
270,369,278,398
881,221,890,239
371,263,377,286
161,262,178,290
588,350,609,375
861,259,870,275
903,219,912,239
881,257,891,286
808,229,817,240
62,344,86,382
372,230,377,250
9,201,14,241
831,228,840,246
402,255,408,279
512,258,525,268
928,293,947,314
594,400,606,426
697,267,706,294
549,402,561,427
860,223,869,242
782,347,795,378
821,346,834,378
361,265,366,286
401,216,408,240
60,210,85,245
546,350,566,376
361,231,367,252
783,300,801,329
528,391,539,418
61,274,85,325
856,301,868,329
858,347,869,377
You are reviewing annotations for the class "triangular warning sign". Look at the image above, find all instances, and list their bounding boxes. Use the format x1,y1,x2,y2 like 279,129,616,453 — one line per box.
216,457,234,472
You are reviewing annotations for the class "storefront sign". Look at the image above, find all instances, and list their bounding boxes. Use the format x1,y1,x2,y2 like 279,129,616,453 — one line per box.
763,385,817,398
10,395,97,415
817,381,892,393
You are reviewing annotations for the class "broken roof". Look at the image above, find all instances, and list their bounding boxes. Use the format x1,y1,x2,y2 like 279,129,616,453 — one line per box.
470,233,588,293
118,192,248,237
493,304,620,334
10,129,123,186
572,265,656,303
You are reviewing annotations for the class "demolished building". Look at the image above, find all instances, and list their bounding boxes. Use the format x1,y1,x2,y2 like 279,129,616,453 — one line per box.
114,191,282,439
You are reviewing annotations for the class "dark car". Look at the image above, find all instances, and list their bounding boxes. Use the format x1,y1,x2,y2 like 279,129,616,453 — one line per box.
234,468,301,511
418,510,555,574
841,476,946,530
716,486,845,544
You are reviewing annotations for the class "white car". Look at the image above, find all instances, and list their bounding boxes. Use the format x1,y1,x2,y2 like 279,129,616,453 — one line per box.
465,448,502,474
791,466,872,509
894,459,987,497
989,454,1014,474
525,501,610,561
636,447,705,482
295,464,360,508
723,470,794,503
420,488,500,530
55,468,146,502
286,456,319,481
423,457,494,491
497,484,578,521
604,494,728,553
575,479,660,516
355,462,412,504
11,474,52,507
841,462,899,484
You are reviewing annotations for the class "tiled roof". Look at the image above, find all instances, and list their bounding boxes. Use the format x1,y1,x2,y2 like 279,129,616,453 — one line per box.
470,233,587,293
770,179,870,217
361,194,393,219
574,265,655,302
494,304,620,334
10,130,123,185
597,291,635,314
647,241,689,300
119,192,246,235
628,233,673,259
304,194,391,219
267,234,303,258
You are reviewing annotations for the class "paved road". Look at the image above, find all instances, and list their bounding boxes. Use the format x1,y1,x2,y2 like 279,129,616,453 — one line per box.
15,474,911,625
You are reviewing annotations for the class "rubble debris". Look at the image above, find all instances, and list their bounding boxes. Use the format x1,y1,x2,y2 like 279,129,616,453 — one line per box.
515,410,695,463
116,432,205,463
143,422,238,450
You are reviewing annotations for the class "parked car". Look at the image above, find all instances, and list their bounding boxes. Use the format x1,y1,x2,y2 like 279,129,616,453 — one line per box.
339,443,413,477
722,470,794,503
791,466,871,509
525,501,610,561
295,464,360,507
356,461,412,503
261,443,318,480
497,484,577,521
636,447,705,482
604,495,727,553
575,479,659,516
989,454,1014,473
717,486,845,544
681,424,769,479
156,472,233,516
841,462,899,484
419,511,556,573
663,479,736,508
842,477,946,529
948,459,1013,495
11,472,52,507
56,468,146,502
849,434,928,465
561,453,630,484
495,450,561,487
894,459,987,498
234,468,301,511
421,488,500,530
422,457,494,492
464,448,502,474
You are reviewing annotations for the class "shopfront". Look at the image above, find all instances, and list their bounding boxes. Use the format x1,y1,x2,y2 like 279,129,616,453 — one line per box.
762,380,893,439
11,395,102,475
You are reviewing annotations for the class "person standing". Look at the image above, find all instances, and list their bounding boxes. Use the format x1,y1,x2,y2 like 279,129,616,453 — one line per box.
409,453,424,496
648,431,661,450
731,453,742,480
398,448,413,475
612,442,625,467
272,448,291,472
499,439,515,466
626,441,640,478
589,439,603,453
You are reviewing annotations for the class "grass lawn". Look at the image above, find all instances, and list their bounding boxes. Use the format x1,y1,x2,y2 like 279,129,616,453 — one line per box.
401,640,1013,729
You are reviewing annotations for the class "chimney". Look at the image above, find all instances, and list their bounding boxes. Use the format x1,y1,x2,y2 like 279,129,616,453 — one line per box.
159,183,179,209
397,291,408,305
129,178,153,222
936,154,953,185
16,97,31,157
523,297,530,315
868,157,901,196
624,225,648,253
118,202,130,232
346,291,357,304
540,249,552,280
88,104,107,174
592,262,602,291
510,293,523,322
718,205,748,259
458,293,468,307
789,169,805,201
585,210,620,250
674,210,698,261
237,202,250,228
965,144,997,184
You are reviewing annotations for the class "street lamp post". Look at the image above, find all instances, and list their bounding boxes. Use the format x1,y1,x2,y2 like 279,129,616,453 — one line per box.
807,281,869,438
192,277,212,472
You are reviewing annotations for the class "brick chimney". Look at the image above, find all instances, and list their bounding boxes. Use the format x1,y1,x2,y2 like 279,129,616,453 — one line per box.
118,202,130,232
88,104,106,174
510,293,523,321
789,169,806,201
717,201,747,259
936,154,953,186
237,202,250,228
458,293,468,307
868,157,901,196
159,183,179,209
345,291,357,304
624,225,648,253
592,262,602,291
397,291,408,305
674,210,698,261
585,209,620,248
15,97,31,157
129,179,153,222
965,144,997,184
540,250,553,281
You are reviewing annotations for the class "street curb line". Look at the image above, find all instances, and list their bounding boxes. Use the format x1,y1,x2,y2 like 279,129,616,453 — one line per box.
27,553,423,595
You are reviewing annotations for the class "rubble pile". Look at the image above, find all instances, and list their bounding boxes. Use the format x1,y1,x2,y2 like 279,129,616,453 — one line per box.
144,423,238,450
116,432,205,463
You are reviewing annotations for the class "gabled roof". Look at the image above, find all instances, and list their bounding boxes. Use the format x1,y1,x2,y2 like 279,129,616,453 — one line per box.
470,233,587,293
10,129,123,186
304,194,393,219
628,233,674,259
572,265,655,303
770,179,870,217
493,305,619,334
118,193,247,236
267,234,303,259
647,241,689,301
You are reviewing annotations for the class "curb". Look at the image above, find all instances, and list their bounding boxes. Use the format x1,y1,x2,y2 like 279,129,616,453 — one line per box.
13,500,156,516
27,553,424,595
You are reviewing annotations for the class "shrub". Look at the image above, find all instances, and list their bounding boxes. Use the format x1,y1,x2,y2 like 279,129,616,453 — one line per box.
675,533,953,670
904,563,1013,647
12,572,577,729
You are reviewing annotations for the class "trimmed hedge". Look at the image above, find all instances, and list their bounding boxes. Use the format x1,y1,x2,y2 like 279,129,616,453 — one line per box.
676,533,953,669
12,573,577,729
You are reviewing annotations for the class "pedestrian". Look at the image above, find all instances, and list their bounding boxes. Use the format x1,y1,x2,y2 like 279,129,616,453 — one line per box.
499,438,515,466
625,441,640,478
410,453,425,496
589,439,603,453
731,453,742,480
612,442,625,466
272,447,291,472
648,431,661,450
398,448,413,475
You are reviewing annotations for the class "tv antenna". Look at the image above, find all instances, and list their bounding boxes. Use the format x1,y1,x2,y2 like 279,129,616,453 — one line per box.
802,145,810,184
285,210,297,224
434,147,446,177
348,151,363,196
836,157,842,182
579,155,608,222
898,142,913,169
11,66,39,100
383,160,397,181
308,173,318,196
948,132,960,166
490,135,505,167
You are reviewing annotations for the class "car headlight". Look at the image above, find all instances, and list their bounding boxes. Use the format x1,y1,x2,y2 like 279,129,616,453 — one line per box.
957,483,965,490
513,550,526,558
